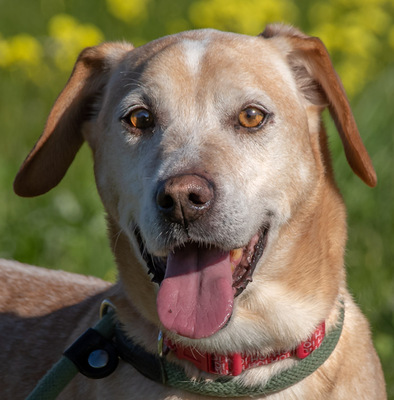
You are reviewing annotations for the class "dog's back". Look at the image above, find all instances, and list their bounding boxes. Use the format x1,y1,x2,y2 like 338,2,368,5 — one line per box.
0,259,112,398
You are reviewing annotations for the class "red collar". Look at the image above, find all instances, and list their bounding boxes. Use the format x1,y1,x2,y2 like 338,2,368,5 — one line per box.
164,322,325,376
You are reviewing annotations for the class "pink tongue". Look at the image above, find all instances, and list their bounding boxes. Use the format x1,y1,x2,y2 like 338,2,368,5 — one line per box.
157,243,233,339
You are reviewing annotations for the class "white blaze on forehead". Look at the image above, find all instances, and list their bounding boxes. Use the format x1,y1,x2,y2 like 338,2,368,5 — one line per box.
181,38,210,77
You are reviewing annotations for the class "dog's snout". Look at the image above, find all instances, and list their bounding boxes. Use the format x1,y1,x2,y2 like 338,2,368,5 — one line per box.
156,174,214,225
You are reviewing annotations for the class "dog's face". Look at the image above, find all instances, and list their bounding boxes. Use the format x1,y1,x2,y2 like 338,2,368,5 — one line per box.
89,30,320,340
14,26,376,351
97,30,315,250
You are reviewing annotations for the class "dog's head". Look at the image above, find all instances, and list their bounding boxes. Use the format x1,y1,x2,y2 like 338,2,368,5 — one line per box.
14,25,376,350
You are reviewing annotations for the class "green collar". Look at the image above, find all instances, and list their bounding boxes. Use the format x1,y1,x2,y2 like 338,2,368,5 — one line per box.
116,304,344,397
27,302,344,399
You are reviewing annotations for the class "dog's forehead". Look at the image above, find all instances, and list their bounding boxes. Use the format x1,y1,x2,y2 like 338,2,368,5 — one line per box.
116,29,297,102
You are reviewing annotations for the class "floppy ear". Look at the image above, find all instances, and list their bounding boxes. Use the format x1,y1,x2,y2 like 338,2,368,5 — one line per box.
261,24,377,187
13,42,134,197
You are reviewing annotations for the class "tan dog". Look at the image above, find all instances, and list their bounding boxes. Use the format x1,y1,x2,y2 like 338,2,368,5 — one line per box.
0,24,386,399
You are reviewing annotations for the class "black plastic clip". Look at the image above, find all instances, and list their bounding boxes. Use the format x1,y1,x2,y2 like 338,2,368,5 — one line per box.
64,328,119,379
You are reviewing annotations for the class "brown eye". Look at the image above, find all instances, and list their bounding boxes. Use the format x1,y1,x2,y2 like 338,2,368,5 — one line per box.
238,107,266,128
128,108,154,129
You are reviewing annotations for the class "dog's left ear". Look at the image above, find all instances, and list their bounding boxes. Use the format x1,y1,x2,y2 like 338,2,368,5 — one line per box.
261,24,377,187
14,42,134,197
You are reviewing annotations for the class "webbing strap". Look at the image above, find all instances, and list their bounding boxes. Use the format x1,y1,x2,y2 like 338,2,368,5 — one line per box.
26,311,116,400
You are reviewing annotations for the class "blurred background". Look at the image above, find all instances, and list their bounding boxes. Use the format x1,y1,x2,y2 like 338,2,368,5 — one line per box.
0,0,393,395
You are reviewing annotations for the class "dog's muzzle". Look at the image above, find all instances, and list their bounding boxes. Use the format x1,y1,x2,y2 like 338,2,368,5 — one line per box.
135,174,269,339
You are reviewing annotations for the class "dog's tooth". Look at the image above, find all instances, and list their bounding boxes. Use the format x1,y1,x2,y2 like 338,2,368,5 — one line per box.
230,248,243,272
230,248,243,262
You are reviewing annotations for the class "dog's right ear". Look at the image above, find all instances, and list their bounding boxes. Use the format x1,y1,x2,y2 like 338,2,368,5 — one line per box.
14,42,133,197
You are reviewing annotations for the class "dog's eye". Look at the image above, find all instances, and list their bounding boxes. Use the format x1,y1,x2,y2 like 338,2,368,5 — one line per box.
238,107,266,128
128,108,154,129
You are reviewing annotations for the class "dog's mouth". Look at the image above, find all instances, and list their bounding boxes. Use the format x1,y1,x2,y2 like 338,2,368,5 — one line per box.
136,226,269,339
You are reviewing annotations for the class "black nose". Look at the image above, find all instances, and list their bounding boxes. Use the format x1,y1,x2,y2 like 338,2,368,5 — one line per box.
156,174,214,225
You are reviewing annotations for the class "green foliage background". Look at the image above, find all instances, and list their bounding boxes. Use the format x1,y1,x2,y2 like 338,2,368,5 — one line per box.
1,0,393,395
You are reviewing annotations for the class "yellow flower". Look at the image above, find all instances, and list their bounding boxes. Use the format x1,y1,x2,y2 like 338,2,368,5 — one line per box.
189,0,298,35
0,34,43,68
106,0,150,23
0,37,11,68
48,14,104,71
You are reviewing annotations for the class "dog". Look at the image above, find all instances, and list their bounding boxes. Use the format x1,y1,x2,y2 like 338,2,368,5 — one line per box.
0,24,386,399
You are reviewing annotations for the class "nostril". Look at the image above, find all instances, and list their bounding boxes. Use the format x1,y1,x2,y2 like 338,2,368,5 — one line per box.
156,190,175,211
188,190,211,208
188,192,204,206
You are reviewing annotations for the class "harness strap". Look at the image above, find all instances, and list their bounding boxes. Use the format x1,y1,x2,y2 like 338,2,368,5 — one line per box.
115,326,166,384
26,310,116,400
